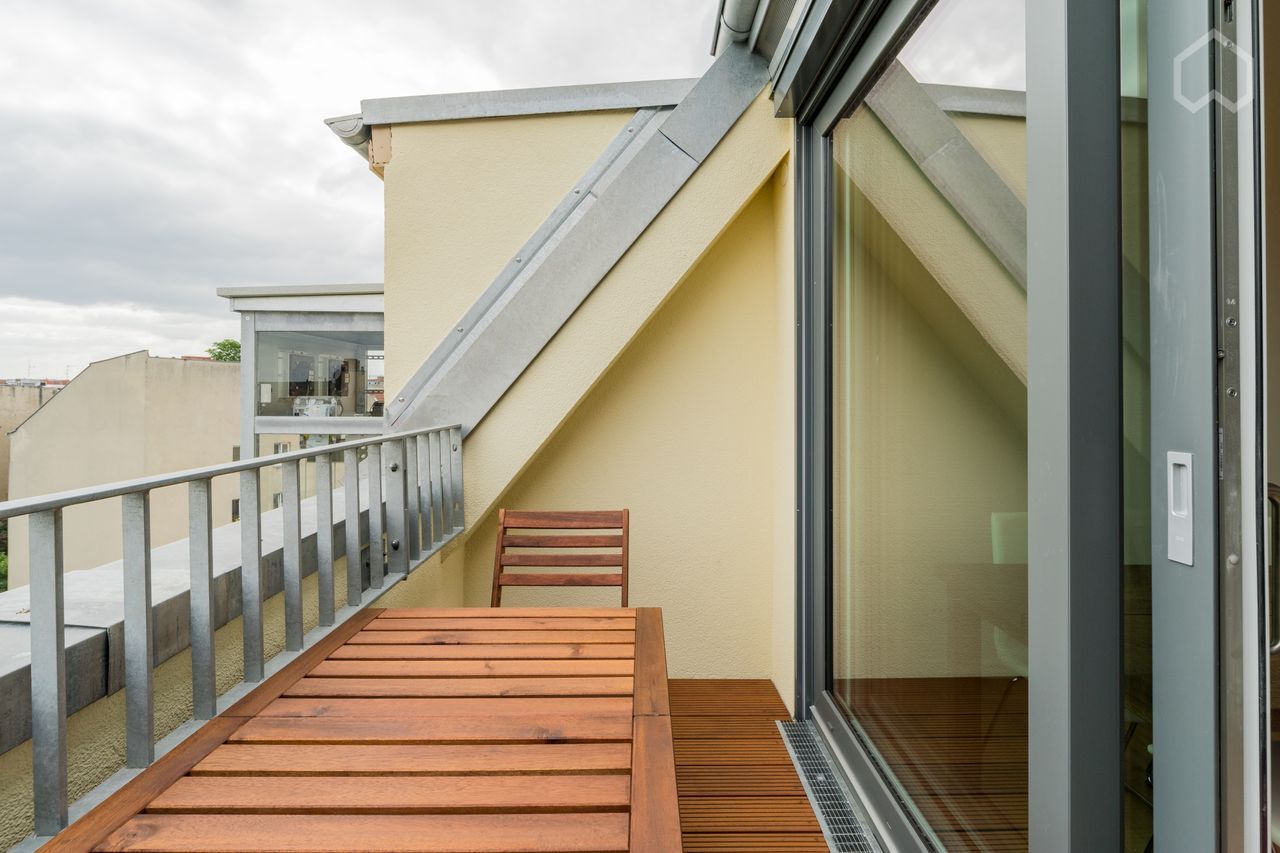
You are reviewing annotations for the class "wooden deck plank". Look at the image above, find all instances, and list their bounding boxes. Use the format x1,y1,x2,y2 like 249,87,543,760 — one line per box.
308,658,635,678
258,696,634,718
147,775,631,814
348,629,636,645
676,766,807,797
678,797,821,833
681,834,830,851
668,679,790,718
229,714,634,744
285,676,635,698
671,715,784,740
192,743,633,776
95,813,630,852
363,617,636,631
327,643,636,660
674,738,794,766
670,680,826,853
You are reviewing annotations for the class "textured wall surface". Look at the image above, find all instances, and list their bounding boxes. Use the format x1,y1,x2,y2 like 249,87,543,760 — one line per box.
0,384,58,504
7,353,239,586
459,177,784,684
380,92,795,703
381,110,632,396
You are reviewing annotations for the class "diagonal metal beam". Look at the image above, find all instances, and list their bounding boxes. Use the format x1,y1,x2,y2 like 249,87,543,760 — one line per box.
866,60,1028,288
388,44,769,434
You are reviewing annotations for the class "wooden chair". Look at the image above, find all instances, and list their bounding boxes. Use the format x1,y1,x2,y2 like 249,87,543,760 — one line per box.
490,509,629,607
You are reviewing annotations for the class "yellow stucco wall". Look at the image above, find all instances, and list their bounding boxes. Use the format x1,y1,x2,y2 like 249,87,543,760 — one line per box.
7,353,240,587
379,92,795,708
457,174,785,682
381,111,634,395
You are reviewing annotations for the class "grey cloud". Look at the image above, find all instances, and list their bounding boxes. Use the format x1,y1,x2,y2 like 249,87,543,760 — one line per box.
0,0,714,377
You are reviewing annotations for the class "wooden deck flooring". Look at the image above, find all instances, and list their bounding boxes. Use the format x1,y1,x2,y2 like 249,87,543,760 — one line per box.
41,607,683,852
671,679,828,852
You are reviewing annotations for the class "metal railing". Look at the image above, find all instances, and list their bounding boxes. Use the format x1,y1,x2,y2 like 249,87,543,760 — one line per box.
0,424,464,837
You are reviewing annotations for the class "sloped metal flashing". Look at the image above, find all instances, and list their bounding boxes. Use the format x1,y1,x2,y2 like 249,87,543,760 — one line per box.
325,79,697,161
865,61,1028,288
388,44,769,433
362,79,697,126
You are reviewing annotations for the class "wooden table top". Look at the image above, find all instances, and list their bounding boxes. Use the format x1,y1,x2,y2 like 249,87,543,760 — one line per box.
41,607,681,852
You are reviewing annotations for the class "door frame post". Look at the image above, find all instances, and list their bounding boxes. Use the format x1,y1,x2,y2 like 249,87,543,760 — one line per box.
1026,0,1125,848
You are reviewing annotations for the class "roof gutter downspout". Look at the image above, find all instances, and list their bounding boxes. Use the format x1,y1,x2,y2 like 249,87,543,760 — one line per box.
711,0,764,55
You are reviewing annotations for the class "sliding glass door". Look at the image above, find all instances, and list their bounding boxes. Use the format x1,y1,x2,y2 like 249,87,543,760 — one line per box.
828,1,1028,848
798,0,1269,849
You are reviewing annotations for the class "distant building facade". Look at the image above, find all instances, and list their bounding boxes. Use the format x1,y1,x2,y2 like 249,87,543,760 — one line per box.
0,382,63,502
6,352,239,587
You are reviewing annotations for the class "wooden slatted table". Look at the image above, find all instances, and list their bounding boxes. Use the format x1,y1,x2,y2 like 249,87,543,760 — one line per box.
42,607,681,853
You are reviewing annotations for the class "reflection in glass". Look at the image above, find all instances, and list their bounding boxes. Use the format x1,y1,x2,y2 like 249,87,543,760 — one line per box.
255,330,385,419
1120,0,1153,848
829,0,1028,848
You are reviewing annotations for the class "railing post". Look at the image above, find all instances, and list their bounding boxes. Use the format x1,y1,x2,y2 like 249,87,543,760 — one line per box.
450,426,464,531
428,431,444,547
188,479,216,720
439,430,455,532
281,460,303,651
239,468,264,682
367,443,385,587
385,440,409,576
315,451,335,627
30,508,67,835
416,435,432,548
343,447,362,606
404,437,422,562
122,492,154,766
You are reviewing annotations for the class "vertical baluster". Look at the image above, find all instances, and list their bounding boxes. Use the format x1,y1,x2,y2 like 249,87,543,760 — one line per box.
315,452,335,626
367,443,385,587
122,492,153,766
29,509,67,834
404,437,422,563
240,467,264,682
385,440,409,576
188,479,216,720
428,431,444,546
449,426,464,531
343,447,362,606
439,430,455,531
281,460,303,651
416,435,432,550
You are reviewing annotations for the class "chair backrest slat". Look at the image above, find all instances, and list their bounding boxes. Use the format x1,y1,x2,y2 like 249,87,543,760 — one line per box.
491,509,629,606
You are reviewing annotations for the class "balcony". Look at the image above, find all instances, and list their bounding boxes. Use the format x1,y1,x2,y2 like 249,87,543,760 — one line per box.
0,427,828,852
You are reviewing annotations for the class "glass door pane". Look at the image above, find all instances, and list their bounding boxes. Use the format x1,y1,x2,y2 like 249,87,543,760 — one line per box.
829,0,1027,848
1120,0,1153,848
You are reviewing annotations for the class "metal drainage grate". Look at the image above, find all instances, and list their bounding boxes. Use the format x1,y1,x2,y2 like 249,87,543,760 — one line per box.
780,719,882,853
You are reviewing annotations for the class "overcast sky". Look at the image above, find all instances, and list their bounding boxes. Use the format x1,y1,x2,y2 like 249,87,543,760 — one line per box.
0,1,715,380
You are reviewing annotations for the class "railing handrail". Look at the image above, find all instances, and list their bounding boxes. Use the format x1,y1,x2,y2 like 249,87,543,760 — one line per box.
0,424,446,520
13,421,466,842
